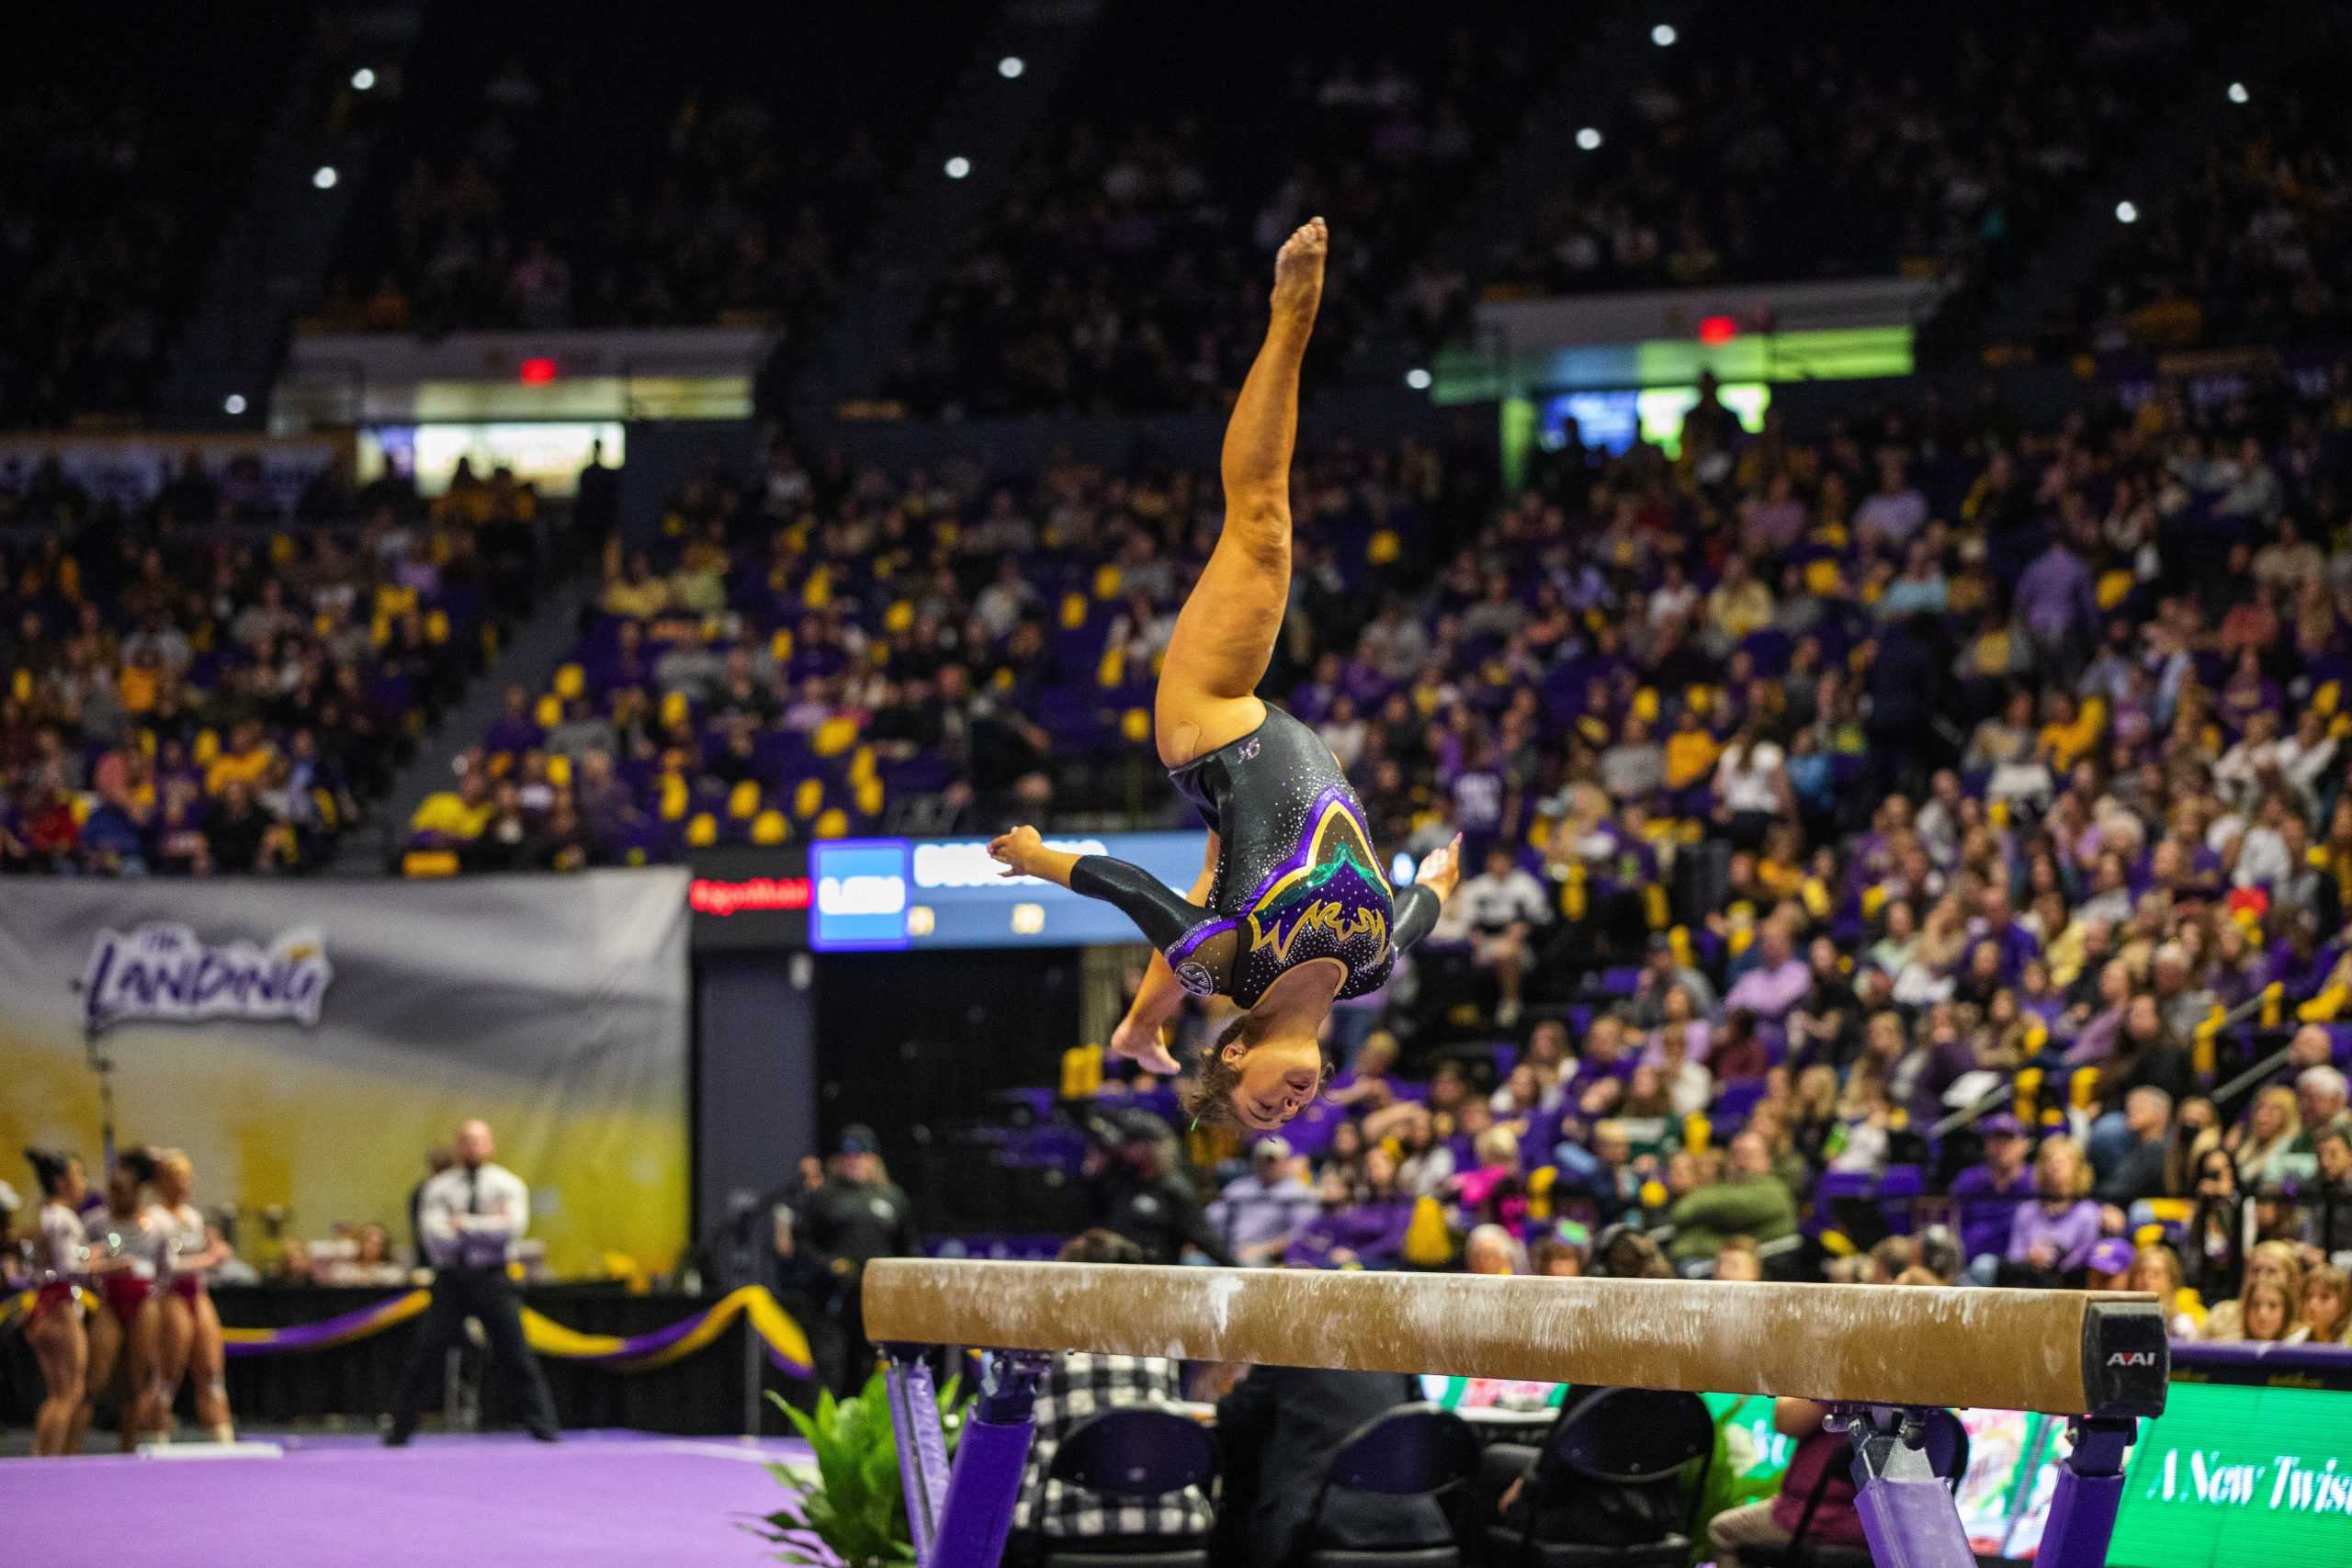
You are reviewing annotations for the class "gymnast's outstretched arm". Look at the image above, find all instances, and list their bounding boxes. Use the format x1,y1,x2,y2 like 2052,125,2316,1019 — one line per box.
986,824,1205,952
1392,834,1464,952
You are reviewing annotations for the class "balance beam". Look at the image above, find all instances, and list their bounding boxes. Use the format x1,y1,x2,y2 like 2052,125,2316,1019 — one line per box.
865,1259,2168,1418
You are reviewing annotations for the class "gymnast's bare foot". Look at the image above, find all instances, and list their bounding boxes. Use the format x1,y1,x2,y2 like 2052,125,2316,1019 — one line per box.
1271,216,1327,323
1110,1015,1182,1077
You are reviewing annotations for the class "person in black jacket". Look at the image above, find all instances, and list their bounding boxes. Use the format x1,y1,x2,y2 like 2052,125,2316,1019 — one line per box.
1216,1366,1451,1568
800,1124,921,1393
1084,1111,1235,1267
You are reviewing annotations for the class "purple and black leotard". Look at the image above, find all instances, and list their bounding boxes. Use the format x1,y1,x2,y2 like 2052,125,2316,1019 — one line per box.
1069,705,1442,1006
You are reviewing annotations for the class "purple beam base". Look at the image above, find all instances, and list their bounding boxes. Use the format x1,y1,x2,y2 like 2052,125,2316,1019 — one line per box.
1844,1408,1976,1568
928,1352,1047,1568
2038,1417,2137,1568
888,1355,955,1562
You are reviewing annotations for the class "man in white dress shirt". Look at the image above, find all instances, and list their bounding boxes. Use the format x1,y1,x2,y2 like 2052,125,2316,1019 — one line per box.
384,1119,559,1444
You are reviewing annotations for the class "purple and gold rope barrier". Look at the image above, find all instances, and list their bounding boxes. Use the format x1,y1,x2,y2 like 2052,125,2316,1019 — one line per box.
41,1283,825,1378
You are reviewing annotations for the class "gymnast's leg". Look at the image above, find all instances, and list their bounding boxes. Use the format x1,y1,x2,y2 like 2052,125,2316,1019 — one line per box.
1152,216,1326,770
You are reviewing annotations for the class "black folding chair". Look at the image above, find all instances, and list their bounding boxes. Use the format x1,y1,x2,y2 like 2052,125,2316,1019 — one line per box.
1038,1405,1218,1568
1485,1387,1715,1568
1302,1404,1482,1568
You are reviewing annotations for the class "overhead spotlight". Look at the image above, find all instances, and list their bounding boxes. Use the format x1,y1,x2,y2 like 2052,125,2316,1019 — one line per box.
2227,81,2249,105
998,56,1025,80
223,393,248,416
2115,200,2139,224
1576,126,1603,152
944,155,971,180
1405,367,1433,391
351,67,377,92
1651,23,1678,46
312,165,339,190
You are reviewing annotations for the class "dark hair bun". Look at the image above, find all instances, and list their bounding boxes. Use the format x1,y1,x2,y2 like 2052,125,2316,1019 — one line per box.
24,1147,72,1196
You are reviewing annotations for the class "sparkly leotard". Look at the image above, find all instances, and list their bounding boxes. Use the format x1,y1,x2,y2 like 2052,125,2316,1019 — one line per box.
1070,706,1441,1007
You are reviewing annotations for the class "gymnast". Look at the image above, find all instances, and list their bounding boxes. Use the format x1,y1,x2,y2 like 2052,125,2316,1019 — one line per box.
989,218,1462,1130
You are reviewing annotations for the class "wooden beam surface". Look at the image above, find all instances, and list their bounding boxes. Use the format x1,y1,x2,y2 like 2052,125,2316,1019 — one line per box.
865,1259,2162,1416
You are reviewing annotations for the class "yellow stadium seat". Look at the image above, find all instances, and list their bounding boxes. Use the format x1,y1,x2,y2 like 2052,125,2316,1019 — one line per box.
402,849,460,878
684,813,718,848
660,690,690,729
885,599,914,633
854,777,884,816
69,793,92,827
424,610,450,645
9,668,29,703
1122,708,1150,743
535,694,562,728
812,716,857,757
626,847,648,866
770,627,795,661
193,729,220,766
547,753,572,790
1097,648,1125,688
728,781,760,820
993,668,1014,691
1367,528,1401,565
2096,570,2135,611
553,665,585,701
1060,592,1088,629
794,778,823,819
1402,1197,1453,1269
659,774,687,820
801,567,831,609
2318,681,2341,717
848,745,876,784
751,809,788,845
487,752,512,779
813,807,850,839
1092,564,1122,601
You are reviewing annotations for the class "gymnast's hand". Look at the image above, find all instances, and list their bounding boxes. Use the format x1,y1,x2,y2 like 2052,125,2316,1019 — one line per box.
988,824,1046,877
1111,1014,1182,1077
1413,833,1464,903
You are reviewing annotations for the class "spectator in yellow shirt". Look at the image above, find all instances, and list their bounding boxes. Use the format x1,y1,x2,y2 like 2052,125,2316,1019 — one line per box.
602,551,673,619
410,770,494,841
204,720,277,796
1704,556,1776,649
1664,707,1724,792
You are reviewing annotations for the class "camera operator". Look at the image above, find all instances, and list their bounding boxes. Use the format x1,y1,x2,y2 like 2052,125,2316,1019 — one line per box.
1080,1107,1234,1266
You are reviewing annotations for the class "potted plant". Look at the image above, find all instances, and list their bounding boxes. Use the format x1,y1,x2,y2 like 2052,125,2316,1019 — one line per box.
748,1369,964,1567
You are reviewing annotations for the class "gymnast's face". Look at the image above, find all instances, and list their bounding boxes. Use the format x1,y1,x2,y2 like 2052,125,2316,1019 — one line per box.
1228,1036,1324,1130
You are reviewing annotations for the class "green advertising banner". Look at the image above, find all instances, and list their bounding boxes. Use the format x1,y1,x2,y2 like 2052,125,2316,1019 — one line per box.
2109,1381,2352,1568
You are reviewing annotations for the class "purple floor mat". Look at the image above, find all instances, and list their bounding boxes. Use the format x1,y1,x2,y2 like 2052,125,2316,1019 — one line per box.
6,1429,819,1568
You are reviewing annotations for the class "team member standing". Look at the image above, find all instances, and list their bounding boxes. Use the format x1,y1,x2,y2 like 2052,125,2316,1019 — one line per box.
152,1149,236,1443
84,1153,169,1452
988,220,1463,1129
22,1149,90,1456
384,1119,559,1444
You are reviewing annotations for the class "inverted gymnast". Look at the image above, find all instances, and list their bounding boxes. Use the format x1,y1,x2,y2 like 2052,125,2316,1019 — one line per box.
989,219,1463,1130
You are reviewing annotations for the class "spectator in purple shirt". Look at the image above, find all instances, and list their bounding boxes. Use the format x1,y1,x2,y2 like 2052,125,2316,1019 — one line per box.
2002,1136,2104,1283
1724,923,1811,1021
2014,534,2098,675
1286,1148,1415,1269
1949,1115,2035,1264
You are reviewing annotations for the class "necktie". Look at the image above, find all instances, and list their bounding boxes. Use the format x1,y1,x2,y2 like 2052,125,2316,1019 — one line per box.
467,1167,482,1215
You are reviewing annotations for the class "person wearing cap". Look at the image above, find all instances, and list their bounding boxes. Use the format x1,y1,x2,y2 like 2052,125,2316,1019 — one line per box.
1206,1138,1317,1264
2085,1237,2136,1291
801,1125,921,1393
1087,1111,1235,1267
1949,1115,2035,1269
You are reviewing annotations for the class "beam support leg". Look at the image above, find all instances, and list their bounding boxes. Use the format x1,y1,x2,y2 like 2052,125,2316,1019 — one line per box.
887,1349,955,1564
1837,1405,1975,1568
928,1350,1048,1568
2038,1416,2136,1568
